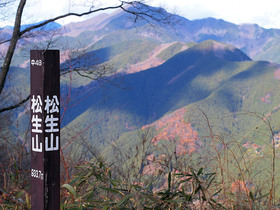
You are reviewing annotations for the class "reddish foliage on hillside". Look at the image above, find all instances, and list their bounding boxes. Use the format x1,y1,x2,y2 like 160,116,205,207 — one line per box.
125,57,164,74
274,68,280,80
261,93,272,104
143,108,200,155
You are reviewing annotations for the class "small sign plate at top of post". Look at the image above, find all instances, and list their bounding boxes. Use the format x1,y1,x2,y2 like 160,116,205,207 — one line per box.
30,50,60,210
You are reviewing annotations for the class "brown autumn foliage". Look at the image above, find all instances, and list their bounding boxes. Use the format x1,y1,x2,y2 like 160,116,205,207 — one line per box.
143,107,200,155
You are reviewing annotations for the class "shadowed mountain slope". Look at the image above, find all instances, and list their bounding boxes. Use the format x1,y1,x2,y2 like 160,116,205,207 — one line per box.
61,40,279,148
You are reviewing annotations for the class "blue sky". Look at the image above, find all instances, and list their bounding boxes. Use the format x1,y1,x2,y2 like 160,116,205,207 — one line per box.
2,0,280,29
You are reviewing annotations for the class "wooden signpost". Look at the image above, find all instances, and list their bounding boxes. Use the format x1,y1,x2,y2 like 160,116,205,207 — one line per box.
30,50,60,209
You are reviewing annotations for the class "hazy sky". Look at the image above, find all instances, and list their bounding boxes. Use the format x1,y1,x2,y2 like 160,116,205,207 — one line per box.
158,0,280,29
3,0,280,29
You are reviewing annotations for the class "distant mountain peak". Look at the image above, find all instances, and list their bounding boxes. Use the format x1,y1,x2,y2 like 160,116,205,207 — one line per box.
190,40,252,62
20,21,62,31
196,39,231,49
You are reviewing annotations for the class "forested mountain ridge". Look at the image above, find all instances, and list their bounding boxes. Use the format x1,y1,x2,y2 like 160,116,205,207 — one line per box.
2,4,280,153
60,39,280,155
2,3,280,68
57,7,280,64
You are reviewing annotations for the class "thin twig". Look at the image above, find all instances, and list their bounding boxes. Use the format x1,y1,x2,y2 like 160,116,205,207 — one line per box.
0,95,30,113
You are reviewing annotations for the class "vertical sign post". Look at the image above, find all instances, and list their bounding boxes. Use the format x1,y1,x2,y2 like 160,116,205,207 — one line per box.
30,50,60,209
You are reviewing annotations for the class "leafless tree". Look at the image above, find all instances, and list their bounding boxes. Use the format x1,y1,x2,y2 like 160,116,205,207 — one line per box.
0,0,173,113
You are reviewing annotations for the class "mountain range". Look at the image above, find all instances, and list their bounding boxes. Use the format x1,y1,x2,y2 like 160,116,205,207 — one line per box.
1,4,280,160
54,7,280,64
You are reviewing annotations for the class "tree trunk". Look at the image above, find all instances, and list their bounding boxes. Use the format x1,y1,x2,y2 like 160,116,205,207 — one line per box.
0,0,26,95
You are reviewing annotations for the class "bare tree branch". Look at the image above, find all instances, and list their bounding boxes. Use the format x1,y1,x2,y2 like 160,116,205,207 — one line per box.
0,94,29,113
0,0,129,97
19,3,126,36
0,0,173,112
120,1,173,24
0,0,15,8
0,0,26,96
